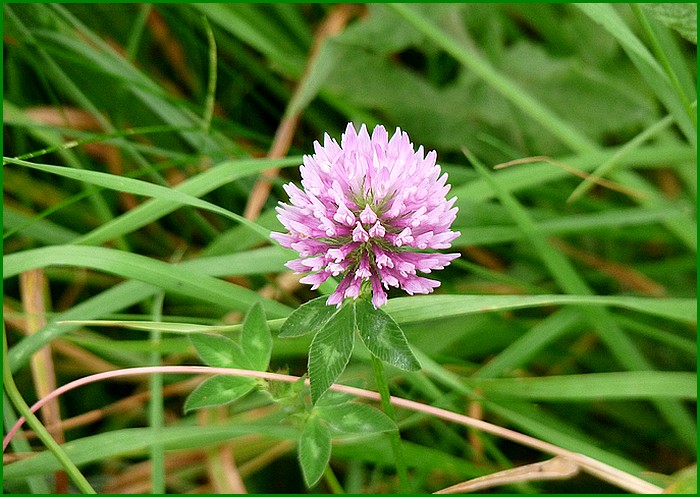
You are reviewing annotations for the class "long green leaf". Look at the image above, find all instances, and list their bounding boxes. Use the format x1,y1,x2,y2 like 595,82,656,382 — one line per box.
3,422,296,479
466,148,697,450
3,245,290,318
3,157,272,242
384,294,696,325
467,372,697,401
414,349,649,476
5,247,292,372
575,3,695,144
72,156,300,246
451,145,695,216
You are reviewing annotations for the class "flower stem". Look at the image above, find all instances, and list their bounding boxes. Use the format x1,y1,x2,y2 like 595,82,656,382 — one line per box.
370,354,410,492
148,293,166,494
323,464,345,494
2,326,96,494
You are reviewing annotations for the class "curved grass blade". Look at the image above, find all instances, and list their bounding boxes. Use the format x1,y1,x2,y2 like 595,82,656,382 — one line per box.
467,371,697,401
384,294,696,326
4,422,296,480
3,245,291,319
4,157,272,242
74,156,301,246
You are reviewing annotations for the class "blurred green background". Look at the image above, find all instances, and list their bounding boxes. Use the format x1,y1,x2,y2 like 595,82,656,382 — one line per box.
3,3,696,494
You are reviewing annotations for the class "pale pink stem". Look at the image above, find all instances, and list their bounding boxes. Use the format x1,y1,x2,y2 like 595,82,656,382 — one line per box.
3,365,661,493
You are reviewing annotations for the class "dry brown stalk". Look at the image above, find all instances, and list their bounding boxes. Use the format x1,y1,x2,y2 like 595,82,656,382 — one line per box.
243,4,360,222
434,456,580,494
494,155,646,200
19,269,68,492
550,238,667,297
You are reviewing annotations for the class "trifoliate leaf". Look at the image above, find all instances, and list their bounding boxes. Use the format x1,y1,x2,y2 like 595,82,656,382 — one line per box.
298,415,331,488
317,402,397,435
183,375,256,412
308,302,356,404
189,333,252,370
355,298,421,371
241,301,272,371
279,296,340,338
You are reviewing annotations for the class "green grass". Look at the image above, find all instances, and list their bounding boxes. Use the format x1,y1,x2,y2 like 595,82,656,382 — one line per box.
3,3,696,494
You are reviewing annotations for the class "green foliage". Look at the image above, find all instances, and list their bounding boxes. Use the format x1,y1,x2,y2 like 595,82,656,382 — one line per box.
278,296,339,338
307,302,356,404
298,414,332,488
189,333,253,370
316,402,397,436
282,297,420,404
184,303,273,411
241,302,272,371
355,299,421,372
664,464,698,494
642,3,697,44
183,376,257,413
2,2,695,494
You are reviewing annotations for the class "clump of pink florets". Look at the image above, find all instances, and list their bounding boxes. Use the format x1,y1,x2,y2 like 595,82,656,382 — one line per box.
271,123,460,308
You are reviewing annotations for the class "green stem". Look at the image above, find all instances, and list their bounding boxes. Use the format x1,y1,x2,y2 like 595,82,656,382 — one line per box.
149,292,166,494
3,392,52,493
323,464,345,494
2,326,96,494
370,354,410,493
201,15,218,145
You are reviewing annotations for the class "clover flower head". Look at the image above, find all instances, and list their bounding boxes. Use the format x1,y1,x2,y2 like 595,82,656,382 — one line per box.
271,123,460,308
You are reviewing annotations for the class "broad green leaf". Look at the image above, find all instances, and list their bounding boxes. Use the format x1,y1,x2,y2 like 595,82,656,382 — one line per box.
387,3,597,154
308,302,356,404
298,415,332,488
279,296,340,338
466,372,697,401
183,376,257,412
355,299,421,372
642,3,697,44
241,302,272,371
188,333,252,370
317,403,397,436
